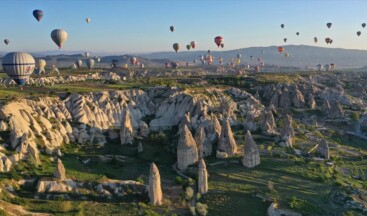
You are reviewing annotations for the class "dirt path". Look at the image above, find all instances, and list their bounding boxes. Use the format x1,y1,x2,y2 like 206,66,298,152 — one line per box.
0,200,51,216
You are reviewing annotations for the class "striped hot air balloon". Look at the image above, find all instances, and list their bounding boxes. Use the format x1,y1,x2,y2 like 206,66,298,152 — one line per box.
2,52,35,86
51,29,68,49
277,46,285,53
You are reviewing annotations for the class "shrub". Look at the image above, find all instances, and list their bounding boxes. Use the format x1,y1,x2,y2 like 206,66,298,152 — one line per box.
196,202,208,216
175,176,183,185
185,187,194,200
135,177,144,184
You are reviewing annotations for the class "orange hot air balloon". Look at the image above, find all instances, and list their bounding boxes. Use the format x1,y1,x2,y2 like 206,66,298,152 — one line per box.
214,36,224,47
277,46,285,53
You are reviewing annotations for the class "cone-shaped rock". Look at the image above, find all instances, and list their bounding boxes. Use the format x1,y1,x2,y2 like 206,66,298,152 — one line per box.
218,118,237,156
242,131,260,168
54,158,66,180
120,109,134,145
198,159,208,194
148,163,163,206
280,115,295,147
177,125,199,170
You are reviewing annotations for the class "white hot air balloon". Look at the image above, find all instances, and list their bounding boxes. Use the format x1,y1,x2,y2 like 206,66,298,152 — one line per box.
86,18,91,23
84,52,90,58
86,59,95,69
71,64,77,69
75,60,83,68
37,59,47,75
51,29,68,49
2,52,35,86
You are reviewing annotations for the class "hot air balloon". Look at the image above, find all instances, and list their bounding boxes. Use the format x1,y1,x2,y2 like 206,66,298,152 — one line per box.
325,37,331,44
75,60,83,68
86,59,95,69
86,18,91,23
140,64,145,69
173,43,180,53
326,23,332,28
193,59,197,63
357,31,362,37
330,39,333,44
220,44,224,48
123,64,128,69
281,24,285,29
237,54,241,59
51,29,68,49
330,63,335,70
33,10,44,22
207,50,211,54
165,62,169,68
84,52,89,58
130,57,137,65
255,66,260,72
314,37,318,43
324,64,330,71
250,56,254,60
190,41,197,49
4,39,9,45
171,62,178,69
296,32,299,36
111,60,118,68
284,53,289,58
71,64,77,70
317,64,323,71
186,44,191,51
219,57,223,64
214,36,224,47
37,59,46,75
205,55,213,65
170,26,174,32
96,58,100,63
236,59,241,65
277,46,285,53
2,52,35,86
200,55,204,61
284,38,287,43
362,23,366,28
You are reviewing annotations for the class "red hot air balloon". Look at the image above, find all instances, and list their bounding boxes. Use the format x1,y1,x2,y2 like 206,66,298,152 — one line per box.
277,46,285,53
214,36,224,47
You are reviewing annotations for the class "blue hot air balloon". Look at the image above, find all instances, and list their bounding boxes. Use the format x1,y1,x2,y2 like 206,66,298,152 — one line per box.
33,10,44,22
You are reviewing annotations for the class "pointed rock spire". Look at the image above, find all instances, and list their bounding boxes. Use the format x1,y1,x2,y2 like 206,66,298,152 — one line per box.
218,118,237,156
54,158,66,180
120,109,134,145
148,163,163,206
280,115,295,147
198,159,208,194
242,131,260,168
177,125,198,170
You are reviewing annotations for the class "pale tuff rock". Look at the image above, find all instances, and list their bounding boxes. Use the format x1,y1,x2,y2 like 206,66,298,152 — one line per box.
254,90,260,100
291,89,305,108
306,93,317,109
329,99,344,118
0,157,3,172
262,110,276,134
322,99,331,113
139,120,149,137
195,126,212,158
0,121,8,131
198,159,208,194
242,131,260,168
267,203,301,216
138,142,143,153
3,157,12,172
216,150,228,158
120,109,134,145
36,180,74,193
178,112,192,134
54,159,66,180
270,90,281,107
280,115,295,147
148,163,163,206
218,118,237,157
318,140,330,159
177,125,198,170
279,88,291,108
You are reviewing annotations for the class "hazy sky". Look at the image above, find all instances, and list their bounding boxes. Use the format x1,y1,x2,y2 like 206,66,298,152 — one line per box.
1,0,367,54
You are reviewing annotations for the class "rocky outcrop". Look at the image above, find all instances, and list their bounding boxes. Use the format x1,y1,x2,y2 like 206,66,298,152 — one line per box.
139,121,149,137
307,93,317,109
54,159,66,180
198,159,208,195
267,203,301,216
148,163,163,206
329,99,344,118
218,118,237,157
291,89,305,108
262,110,276,134
318,140,330,159
280,115,295,147
177,125,199,170
120,109,134,145
279,88,291,108
242,131,260,168
195,126,212,158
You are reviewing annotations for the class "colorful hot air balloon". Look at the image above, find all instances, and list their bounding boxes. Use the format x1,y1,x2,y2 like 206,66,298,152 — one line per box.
130,57,137,65
75,60,83,68
281,24,285,29
84,52,89,58
4,39,9,45
284,38,287,43
236,59,241,65
362,23,366,28
33,10,44,22
86,59,95,69
51,29,68,49
173,43,180,53
277,46,285,53
284,53,289,58
220,43,224,48
186,44,191,51
325,37,331,44
330,63,335,70
237,54,241,59
296,32,299,36
314,37,318,43
170,26,175,32
190,41,197,49
214,36,224,47
2,52,35,86
326,23,332,28
357,31,362,37
86,18,91,23
205,55,214,65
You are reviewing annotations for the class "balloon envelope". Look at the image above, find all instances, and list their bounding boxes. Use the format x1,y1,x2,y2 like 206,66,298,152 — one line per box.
190,41,197,49
38,59,46,69
357,31,361,36
186,45,191,50
362,23,366,28
281,24,284,28
214,36,224,47
130,57,137,65
4,39,9,45
51,29,68,49
277,46,285,53
173,43,180,53
170,26,174,32
86,59,95,69
75,60,83,68
84,52,89,57
326,23,332,28
314,37,318,43
86,18,91,23
33,10,44,22
2,52,35,86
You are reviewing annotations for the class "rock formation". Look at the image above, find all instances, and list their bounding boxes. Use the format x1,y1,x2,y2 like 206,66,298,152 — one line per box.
139,121,149,137
318,140,330,159
279,88,291,108
218,118,237,156
54,159,66,180
198,159,208,194
177,125,199,170
242,131,260,168
262,110,276,134
148,163,163,206
291,89,305,108
195,126,212,158
280,115,295,147
138,142,143,153
306,93,317,109
120,109,134,145
329,99,344,118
